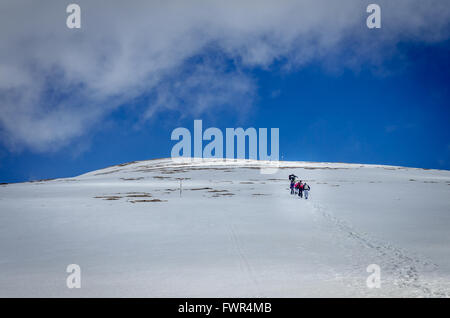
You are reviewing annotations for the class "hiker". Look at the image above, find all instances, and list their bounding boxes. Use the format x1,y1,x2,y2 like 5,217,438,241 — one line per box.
298,181,304,198
294,180,301,196
290,179,296,195
289,174,297,194
303,183,311,199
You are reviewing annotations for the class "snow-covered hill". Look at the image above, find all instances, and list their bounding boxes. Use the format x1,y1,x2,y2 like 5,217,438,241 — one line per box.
0,158,449,297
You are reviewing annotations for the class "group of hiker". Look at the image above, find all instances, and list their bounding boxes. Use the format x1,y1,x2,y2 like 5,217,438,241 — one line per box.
288,174,311,199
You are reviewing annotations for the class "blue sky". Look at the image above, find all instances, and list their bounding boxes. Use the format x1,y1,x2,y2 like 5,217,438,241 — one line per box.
1,39,448,183
0,1,449,182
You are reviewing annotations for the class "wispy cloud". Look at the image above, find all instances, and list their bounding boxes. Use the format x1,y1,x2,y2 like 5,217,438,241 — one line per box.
0,0,449,152
142,59,256,121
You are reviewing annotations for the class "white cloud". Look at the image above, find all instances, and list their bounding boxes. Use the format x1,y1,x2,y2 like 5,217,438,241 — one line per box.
143,60,256,122
0,0,449,152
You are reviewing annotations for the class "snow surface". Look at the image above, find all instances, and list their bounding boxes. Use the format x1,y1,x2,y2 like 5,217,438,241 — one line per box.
0,158,449,297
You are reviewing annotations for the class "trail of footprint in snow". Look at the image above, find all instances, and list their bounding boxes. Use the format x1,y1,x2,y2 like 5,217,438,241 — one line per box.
304,200,448,297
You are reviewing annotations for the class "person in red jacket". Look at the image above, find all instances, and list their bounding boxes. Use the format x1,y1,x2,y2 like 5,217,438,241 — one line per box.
293,181,299,194
298,181,304,198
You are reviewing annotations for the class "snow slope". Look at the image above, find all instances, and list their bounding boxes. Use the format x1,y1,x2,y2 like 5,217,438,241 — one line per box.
0,158,449,297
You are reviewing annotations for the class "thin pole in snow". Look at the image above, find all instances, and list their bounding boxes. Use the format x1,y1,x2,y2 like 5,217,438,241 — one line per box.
177,178,183,197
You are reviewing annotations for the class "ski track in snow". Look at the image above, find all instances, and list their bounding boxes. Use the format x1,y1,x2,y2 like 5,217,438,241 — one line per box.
228,223,262,296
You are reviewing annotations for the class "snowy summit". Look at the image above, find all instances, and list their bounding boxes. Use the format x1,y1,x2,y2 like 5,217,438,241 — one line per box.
0,158,449,297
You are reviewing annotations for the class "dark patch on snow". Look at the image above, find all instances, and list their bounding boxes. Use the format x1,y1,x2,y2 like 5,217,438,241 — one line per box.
94,195,122,200
28,178,56,183
167,169,189,174
116,161,138,167
130,199,167,203
126,193,152,198
95,169,121,176
120,177,144,181
211,192,235,197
